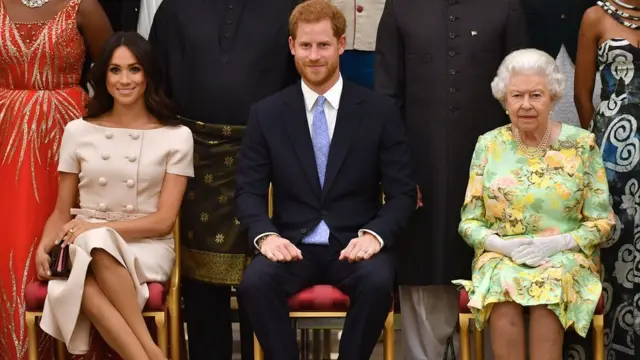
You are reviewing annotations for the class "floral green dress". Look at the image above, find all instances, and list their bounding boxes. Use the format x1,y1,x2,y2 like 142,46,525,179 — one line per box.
453,124,615,337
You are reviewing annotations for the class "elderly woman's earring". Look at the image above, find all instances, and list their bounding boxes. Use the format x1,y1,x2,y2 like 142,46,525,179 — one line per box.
506,110,509,115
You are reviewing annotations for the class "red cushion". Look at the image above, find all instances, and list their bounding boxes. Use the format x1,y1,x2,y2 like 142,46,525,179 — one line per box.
458,289,606,315
288,285,350,312
25,281,167,312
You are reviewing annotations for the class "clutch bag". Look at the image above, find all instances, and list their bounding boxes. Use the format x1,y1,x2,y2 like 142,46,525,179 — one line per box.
48,242,71,278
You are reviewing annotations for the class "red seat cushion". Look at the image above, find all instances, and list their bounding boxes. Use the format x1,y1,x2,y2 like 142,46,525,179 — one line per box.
25,281,167,312
288,285,350,312
458,289,605,315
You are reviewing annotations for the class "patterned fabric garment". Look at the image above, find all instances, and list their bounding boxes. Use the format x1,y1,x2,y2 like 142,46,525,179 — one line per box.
0,1,89,359
453,124,615,337
179,117,249,285
589,37,638,360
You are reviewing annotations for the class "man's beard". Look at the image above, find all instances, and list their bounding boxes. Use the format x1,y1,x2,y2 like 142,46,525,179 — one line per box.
295,59,338,88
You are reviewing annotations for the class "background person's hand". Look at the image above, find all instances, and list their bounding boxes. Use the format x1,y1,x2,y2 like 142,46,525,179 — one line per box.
260,235,303,262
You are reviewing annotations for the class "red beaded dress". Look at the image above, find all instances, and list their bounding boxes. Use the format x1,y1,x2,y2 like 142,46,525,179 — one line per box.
0,0,89,358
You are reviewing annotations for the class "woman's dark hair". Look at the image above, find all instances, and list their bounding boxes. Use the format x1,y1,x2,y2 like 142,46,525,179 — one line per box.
85,31,179,125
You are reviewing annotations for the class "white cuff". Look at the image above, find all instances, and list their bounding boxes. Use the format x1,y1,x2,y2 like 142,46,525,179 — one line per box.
253,232,279,250
358,229,384,248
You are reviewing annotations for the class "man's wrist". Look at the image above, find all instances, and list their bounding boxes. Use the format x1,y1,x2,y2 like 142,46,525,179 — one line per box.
255,233,278,250
358,229,384,249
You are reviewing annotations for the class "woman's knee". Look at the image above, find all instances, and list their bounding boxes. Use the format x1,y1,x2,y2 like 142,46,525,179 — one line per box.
490,301,524,330
529,305,563,330
90,248,118,271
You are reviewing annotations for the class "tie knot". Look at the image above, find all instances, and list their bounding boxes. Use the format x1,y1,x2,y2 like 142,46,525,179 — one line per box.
315,96,326,109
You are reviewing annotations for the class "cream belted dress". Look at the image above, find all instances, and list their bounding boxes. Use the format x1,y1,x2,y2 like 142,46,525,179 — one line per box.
40,119,194,354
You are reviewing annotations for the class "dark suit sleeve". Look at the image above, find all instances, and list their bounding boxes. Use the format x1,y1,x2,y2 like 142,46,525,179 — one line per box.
235,105,278,246
374,0,404,112
362,102,416,248
504,0,529,53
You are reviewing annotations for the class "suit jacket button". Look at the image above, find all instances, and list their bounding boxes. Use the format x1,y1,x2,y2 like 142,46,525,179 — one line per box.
301,228,307,234
321,210,328,216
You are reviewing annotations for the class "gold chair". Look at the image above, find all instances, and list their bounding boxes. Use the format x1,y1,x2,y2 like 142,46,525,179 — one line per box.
253,185,396,360
25,219,182,360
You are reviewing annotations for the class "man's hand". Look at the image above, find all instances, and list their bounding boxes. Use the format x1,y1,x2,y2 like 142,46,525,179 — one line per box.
260,235,303,262
339,233,381,262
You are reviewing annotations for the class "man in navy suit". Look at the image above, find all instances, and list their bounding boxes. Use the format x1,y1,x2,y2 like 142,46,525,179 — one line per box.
235,0,416,358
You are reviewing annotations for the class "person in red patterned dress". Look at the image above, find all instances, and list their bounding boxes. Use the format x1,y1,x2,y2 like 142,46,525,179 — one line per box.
0,0,111,359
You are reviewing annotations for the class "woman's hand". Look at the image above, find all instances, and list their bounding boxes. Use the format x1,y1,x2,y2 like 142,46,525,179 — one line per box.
58,219,100,247
35,247,52,281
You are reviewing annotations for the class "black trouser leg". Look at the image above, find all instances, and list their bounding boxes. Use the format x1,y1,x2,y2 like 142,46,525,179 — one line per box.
328,252,395,360
182,279,232,360
238,298,255,360
237,255,318,360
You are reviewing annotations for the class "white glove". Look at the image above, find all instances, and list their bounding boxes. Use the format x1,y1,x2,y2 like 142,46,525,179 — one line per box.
484,235,533,258
511,234,578,267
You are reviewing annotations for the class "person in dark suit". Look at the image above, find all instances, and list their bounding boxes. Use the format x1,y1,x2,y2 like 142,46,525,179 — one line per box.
235,1,416,359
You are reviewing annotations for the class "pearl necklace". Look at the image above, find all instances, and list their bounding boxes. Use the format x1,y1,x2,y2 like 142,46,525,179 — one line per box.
513,124,551,158
21,0,49,8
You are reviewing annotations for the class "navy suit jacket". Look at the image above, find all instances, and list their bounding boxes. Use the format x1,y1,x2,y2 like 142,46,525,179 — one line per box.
235,80,416,249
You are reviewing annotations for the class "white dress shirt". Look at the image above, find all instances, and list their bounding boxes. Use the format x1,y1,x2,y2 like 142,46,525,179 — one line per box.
254,75,384,249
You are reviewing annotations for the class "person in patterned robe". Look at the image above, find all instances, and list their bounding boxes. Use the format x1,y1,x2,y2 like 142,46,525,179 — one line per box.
148,0,300,358
573,2,640,359
454,49,615,360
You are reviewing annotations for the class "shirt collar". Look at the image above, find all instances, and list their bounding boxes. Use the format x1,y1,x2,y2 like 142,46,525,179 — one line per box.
301,74,343,112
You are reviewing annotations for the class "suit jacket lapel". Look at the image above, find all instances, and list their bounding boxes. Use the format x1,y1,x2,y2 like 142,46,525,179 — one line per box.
322,82,363,200
283,85,322,195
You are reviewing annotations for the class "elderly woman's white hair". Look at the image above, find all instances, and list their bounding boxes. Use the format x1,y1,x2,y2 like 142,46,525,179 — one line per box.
491,48,565,106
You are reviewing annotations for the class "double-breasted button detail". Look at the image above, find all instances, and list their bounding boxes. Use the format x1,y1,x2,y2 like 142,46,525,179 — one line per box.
130,132,140,140
98,177,107,186
127,155,137,162
101,152,110,160
98,203,107,211
125,205,134,212
105,131,113,139
126,180,135,188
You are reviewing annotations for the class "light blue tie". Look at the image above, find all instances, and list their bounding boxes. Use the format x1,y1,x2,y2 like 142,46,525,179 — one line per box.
302,96,330,245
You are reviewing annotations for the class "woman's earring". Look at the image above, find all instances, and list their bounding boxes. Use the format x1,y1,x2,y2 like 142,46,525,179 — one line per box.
506,110,509,115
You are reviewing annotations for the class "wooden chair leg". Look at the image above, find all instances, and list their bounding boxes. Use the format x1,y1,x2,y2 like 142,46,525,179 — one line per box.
169,294,181,360
473,322,484,360
26,312,38,360
383,311,395,360
55,340,67,360
459,314,472,360
592,314,604,360
253,333,264,360
155,313,168,356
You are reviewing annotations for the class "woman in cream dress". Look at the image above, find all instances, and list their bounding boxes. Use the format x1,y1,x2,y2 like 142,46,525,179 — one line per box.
34,32,193,360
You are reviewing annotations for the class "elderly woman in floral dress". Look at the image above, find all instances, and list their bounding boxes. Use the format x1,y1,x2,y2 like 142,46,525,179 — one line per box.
453,48,615,360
